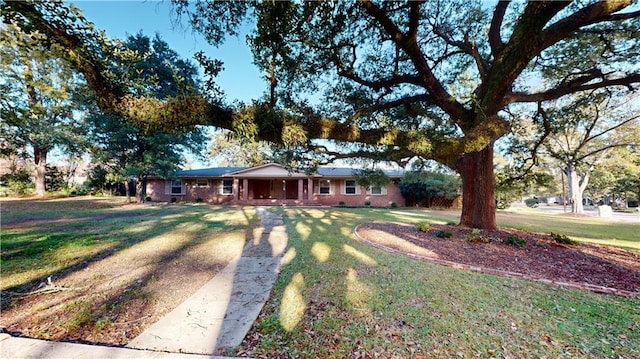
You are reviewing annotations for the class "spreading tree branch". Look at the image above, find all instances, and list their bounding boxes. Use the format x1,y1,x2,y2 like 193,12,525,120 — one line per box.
359,0,468,120
488,1,509,57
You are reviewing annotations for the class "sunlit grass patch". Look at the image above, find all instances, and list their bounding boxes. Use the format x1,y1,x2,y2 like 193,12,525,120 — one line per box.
238,207,640,358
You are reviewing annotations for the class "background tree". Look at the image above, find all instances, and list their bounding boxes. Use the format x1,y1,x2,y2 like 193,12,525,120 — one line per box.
539,91,639,213
85,33,206,203
5,1,639,228
207,129,271,167
604,142,640,208
0,22,85,196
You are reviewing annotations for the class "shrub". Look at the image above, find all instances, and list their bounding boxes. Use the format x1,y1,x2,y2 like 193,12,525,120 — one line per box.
549,232,577,245
390,202,397,208
195,197,204,203
466,228,490,243
416,221,431,232
0,168,34,195
433,230,452,238
505,235,527,247
364,200,371,207
446,221,458,226
170,197,177,203
145,196,152,202
398,171,461,207
338,201,346,207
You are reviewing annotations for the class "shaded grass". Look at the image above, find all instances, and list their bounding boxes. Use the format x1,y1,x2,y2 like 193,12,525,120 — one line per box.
3,199,638,356
1,197,259,344
237,208,639,358
1,197,255,292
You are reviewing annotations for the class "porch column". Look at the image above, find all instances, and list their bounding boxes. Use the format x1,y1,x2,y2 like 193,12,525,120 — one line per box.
307,178,314,200
298,178,304,201
243,178,249,201
233,178,239,201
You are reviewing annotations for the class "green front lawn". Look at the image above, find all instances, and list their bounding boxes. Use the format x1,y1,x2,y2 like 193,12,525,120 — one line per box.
2,199,638,357
238,207,639,358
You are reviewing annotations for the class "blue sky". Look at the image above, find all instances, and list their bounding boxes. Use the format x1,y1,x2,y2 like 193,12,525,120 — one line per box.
70,1,268,168
72,0,265,104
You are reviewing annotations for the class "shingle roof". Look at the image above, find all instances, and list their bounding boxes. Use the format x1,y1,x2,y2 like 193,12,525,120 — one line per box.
316,167,404,178
175,167,246,177
174,165,404,178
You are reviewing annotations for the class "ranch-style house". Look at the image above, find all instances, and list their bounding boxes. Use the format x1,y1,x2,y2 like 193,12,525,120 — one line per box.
146,163,406,207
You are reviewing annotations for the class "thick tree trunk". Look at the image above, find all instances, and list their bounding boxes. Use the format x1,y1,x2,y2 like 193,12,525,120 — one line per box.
33,146,48,197
457,144,497,229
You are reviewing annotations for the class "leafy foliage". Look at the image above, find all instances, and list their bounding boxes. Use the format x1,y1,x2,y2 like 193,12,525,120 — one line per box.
84,33,206,202
466,228,491,243
433,230,452,238
0,22,87,196
416,221,431,232
207,130,271,167
0,167,33,195
549,232,577,246
353,168,391,189
505,235,527,247
5,0,640,228
399,171,461,207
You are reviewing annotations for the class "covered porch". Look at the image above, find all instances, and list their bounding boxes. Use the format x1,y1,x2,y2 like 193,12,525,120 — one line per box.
228,164,317,205
234,178,315,205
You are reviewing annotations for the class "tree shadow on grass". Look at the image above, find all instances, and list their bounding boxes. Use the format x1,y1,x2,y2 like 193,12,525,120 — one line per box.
0,203,254,347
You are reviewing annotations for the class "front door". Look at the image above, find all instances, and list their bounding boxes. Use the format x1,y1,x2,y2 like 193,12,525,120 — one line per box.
285,180,298,199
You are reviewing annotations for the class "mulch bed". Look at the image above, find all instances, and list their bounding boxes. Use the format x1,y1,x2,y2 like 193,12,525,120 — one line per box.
354,222,640,297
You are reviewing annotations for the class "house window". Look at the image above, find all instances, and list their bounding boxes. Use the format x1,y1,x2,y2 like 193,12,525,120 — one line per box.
195,179,209,188
370,185,383,195
318,180,331,194
344,180,357,195
170,179,184,194
221,179,233,195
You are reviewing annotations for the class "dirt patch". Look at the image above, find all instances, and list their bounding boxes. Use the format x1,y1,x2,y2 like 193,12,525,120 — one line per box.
354,222,640,297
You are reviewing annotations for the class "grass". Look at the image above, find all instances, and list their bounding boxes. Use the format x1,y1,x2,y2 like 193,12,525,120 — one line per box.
1,197,256,292
1,197,259,342
234,207,639,358
2,199,638,357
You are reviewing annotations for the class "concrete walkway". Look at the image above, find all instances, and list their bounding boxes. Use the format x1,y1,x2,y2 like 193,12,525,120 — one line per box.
1,208,288,359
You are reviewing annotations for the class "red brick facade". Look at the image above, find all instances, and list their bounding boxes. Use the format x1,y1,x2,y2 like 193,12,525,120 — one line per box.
145,164,406,207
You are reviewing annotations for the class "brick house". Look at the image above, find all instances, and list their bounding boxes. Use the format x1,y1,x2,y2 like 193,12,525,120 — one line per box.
146,163,406,207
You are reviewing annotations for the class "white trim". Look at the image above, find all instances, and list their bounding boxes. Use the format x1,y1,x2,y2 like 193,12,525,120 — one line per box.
195,178,210,188
343,180,360,195
166,179,185,195
219,179,234,195
368,185,387,195
317,179,333,195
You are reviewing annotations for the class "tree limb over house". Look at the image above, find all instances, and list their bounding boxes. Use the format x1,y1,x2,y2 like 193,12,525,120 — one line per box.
2,0,639,229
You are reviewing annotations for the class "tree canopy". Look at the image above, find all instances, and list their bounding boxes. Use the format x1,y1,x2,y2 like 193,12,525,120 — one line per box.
84,32,207,203
0,22,86,196
3,0,639,228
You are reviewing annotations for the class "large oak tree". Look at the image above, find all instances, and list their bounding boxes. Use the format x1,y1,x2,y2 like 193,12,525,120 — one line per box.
3,0,639,228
